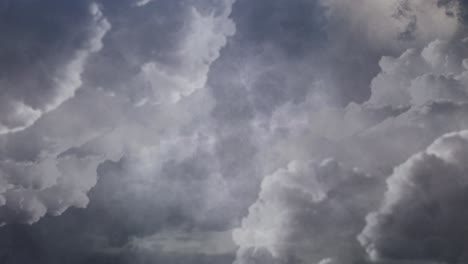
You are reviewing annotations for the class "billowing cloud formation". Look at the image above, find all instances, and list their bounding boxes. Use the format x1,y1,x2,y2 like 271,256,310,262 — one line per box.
3,0,468,264
359,130,468,264
233,159,378,264
246,42,468,186
368,38,468,107
229,1,468,264
0,1,110,134
87,0,235,106
0,155,103,225
0,1,111,226
0,0,235,227
130,5,235,105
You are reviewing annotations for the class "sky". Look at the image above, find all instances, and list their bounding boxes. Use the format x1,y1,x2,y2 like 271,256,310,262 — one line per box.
1,0,468,263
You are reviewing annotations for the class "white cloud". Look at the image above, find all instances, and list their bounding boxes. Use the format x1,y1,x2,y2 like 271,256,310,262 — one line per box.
233,159,377,264
132,4,235,105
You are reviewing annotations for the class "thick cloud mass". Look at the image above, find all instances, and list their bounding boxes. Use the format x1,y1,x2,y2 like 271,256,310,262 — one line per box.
0,1,110,134
359,130,468,263
0,0,235,228
0,1,111,226
0,156,103,225
2,0,468,264
233,159,379,264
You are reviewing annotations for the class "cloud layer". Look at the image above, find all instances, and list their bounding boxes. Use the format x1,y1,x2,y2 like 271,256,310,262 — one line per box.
2,0,468,264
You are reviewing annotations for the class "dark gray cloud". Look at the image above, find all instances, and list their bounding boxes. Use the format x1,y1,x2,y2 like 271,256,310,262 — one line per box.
0,0,235,223
0,0,109,134
437,0,468,22
0,0,468,264
228,2,468,264
359,130,468,263
0,0,239,261
86,0,235,105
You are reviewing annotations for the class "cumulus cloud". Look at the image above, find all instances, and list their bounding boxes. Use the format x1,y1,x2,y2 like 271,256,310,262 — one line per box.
368,38,468,107
227,2,468,263
87,0,235,106
0,1,110,134
233,159,379,264
133,6,235,104
0,0,256,262
0,1,112,226
0,155,103,225
0,0,236,228
255,33,468,175
2,0,468,263
359,130,468,263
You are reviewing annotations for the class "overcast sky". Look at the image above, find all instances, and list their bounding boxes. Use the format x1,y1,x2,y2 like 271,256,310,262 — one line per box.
1,0,468,263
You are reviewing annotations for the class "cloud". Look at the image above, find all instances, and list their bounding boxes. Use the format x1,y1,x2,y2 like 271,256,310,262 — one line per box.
135,0,152,6
86,0,235,106
1,0,468,263
359,130,468,263
367,38,468,107
132,6,235,104
0,1,112,226
253,34,468,175
126,229,236,256
0,155,103,225
233,159,379,264
227,3,468,262
0,1,110,134
0,0,236,228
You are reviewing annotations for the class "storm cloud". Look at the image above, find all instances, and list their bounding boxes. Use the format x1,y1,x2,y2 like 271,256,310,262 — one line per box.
359,130,468,263
1,0,468,264
0,1,109,134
